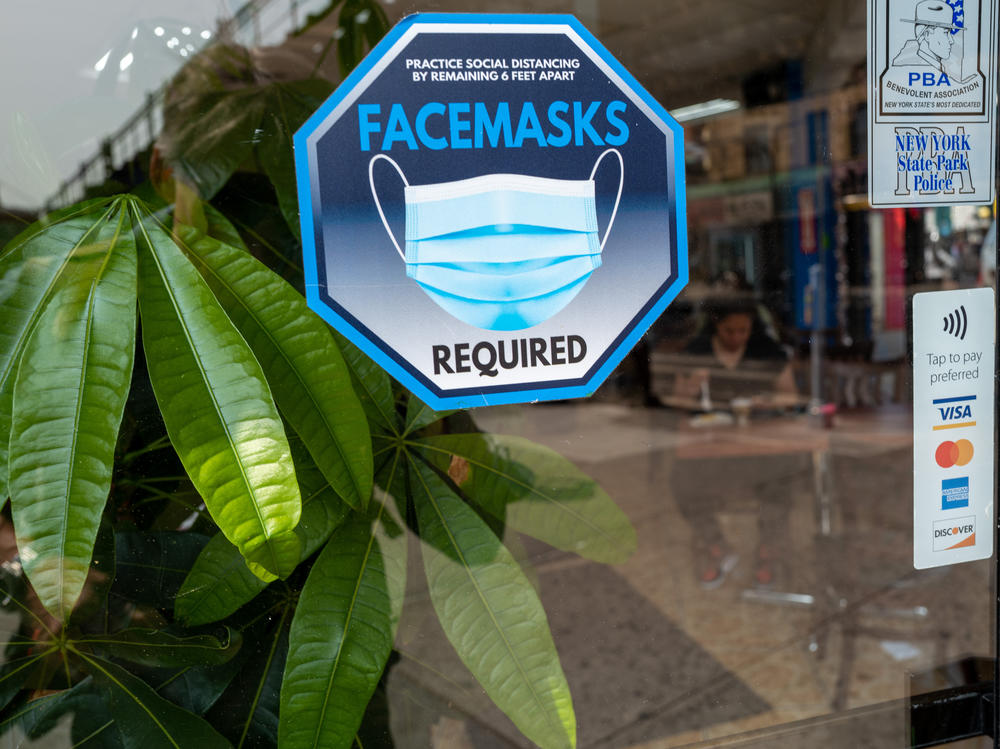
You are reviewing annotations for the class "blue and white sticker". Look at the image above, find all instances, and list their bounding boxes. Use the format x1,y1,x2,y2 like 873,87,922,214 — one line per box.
294,14,687,409
868,0,997,207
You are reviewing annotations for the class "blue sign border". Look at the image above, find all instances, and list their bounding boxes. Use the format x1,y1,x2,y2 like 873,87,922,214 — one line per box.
294,12,688,410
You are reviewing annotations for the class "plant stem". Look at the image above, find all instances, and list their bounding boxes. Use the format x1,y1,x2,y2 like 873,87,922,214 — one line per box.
121,435,172,463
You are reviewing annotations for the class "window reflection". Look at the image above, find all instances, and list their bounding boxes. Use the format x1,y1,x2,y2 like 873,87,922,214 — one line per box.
0,0,995,747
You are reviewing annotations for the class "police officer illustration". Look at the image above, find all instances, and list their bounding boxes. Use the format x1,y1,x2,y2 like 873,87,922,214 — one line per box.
892,0,960,73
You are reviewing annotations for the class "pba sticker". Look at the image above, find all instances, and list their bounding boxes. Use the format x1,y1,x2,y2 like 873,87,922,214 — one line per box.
867,0,997,206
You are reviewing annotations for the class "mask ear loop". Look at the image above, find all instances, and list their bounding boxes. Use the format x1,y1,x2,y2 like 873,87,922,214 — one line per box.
589,148,624,251
368,154,409,262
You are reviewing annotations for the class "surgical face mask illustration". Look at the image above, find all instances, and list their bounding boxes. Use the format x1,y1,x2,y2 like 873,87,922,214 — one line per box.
368,149,623,331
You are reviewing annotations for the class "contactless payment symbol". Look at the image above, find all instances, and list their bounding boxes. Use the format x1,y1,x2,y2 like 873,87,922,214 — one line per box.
295,13,687,409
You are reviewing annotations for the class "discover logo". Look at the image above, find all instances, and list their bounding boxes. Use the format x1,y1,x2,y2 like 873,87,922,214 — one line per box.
933,516,976,552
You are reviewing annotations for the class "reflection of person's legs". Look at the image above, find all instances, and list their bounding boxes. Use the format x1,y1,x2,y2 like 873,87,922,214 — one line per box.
673,457,739,587
753,453,811,586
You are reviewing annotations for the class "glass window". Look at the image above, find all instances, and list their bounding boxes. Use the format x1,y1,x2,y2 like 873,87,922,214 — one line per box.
0,0,994,746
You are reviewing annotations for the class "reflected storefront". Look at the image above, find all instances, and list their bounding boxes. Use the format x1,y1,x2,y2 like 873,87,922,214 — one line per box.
0,0,997,747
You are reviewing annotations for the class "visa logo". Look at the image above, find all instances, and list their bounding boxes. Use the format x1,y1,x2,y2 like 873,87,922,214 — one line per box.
932,396,976,431
938,405,972,420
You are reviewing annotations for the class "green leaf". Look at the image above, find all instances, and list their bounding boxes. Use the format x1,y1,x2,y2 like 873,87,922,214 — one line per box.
173,533,269,628
352,683,394,749
335,0,389,77
403,395,454,436
155,658,244,718
415,434,636,564
374,500,407,636
77,628,242,669
157,45,261,201
77,652,232,749
9,202,137,622
359,0,391,49
0,198,118,500
175,446,351,627
373,443,410,525
408,455,576,749
209,189,304,284
256,80,335,237
372,455,408,634
330,331,397,435
68,516,117,629
173,532,271,628
287,438,354,554
336,3,365,77
176,220,372,510
279,514,395,749
0,381,12,501
158,44,331,234
132,203,301,579
0,647,56,713
113,531,209,609
2,677,121,748
205,604,290,748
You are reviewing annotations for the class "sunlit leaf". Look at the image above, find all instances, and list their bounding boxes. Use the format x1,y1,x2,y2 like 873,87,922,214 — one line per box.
177,219,372,510
408,456,576,749
415,434,636,564
77,652,231,748
132,203,301,578
0,197,117,500
279,514,394,749
9,201,137,621
176,445,350,627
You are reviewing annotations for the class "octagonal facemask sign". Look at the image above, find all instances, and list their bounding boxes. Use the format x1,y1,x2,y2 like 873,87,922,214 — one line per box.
295,14,687,409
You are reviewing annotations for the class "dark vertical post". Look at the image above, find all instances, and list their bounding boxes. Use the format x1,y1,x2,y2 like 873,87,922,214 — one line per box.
145,92,156,146
101,139,114,182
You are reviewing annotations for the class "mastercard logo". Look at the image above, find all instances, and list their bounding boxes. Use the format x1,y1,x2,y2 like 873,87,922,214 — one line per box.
936,439,974,468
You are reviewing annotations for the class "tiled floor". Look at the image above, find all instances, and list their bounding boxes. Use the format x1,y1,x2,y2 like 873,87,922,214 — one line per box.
396,399,995,748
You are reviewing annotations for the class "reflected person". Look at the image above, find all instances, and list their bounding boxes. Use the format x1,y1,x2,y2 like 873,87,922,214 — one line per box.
672,296,802,588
